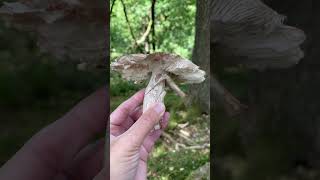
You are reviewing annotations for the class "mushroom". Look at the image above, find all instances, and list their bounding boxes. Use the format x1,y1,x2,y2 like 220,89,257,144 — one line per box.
211,0,306,115
0,1,107,68
111,53,206,130
212,0,306,70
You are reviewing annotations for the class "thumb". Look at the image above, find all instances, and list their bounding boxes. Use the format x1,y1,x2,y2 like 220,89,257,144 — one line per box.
123,103,165,147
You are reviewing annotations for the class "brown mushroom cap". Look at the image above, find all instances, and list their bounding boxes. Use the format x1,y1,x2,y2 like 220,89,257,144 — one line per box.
111,54,150,83
111,53,206,84
159,54,206,83
212,0,306,70
0,1,107,67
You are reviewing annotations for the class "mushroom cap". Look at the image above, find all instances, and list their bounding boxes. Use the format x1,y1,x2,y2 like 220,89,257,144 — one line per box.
0,1,107,67
111,54,149,83
111,53,206,84
211,0,306,70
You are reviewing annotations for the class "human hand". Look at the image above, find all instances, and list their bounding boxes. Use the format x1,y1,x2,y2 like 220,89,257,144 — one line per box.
97,89,169,180
0,88,108,180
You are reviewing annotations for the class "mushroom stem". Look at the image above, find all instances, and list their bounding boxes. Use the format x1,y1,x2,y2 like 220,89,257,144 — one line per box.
165,75,186,98
143,70,166,130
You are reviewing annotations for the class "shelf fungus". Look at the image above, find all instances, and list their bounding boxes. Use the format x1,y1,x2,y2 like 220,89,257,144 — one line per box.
111,53,206,130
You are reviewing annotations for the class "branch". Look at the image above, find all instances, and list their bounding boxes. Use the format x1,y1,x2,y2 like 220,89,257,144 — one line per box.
150,0,156,51
136,1,155,45
119,0,138,45
162,132,180,145
136,19,152,44
110,0,116,15
162,132,209,151
177,130,197,145
183,144,210,150
119,0,156,52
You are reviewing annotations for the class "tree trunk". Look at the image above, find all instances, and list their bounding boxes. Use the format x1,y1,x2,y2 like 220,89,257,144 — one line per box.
190,0,211,113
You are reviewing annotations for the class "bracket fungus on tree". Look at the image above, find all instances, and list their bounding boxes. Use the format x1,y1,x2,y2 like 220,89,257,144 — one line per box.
111,53,206,130
211,0,306,115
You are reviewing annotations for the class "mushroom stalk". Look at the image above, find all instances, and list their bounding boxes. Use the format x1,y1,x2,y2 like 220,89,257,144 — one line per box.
143,70,166,130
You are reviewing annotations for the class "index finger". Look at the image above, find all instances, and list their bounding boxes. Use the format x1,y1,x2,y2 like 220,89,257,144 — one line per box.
110,89,145,125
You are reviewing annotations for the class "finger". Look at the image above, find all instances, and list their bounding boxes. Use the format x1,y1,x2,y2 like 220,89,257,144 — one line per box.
0,87,108,180
119,106,143,130
123,103,165,148
129,106,143,121
142,130,162,154
64,139,105,180
110,89,144,125
143,112,170,152
160,112,170,129
110,106,143,136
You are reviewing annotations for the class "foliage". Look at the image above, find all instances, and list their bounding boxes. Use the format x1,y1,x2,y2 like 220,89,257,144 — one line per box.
110,72,146,97
110,0,196,60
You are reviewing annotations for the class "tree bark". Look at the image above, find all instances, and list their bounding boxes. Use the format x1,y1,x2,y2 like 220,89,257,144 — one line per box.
150,0,156,51
189,0,210,113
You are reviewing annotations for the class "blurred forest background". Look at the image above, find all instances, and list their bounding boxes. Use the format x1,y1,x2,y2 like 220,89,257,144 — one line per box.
0,26,106,163
4,0,320,180
0,0,106,170
110,0,210,179
213,0,320,180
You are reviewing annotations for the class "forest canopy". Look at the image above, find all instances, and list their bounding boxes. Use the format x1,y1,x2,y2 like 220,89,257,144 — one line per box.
110,0,196,60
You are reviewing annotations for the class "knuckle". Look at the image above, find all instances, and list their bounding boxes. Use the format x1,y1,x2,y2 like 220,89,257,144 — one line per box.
131,94,140,103
119,103,130,114
143,109,159,122
141,114,154,124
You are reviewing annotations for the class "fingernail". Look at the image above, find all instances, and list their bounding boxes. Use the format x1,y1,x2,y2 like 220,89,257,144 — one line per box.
154,103,165,114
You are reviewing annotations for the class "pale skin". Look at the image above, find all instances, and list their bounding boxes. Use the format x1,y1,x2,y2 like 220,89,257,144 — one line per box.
105,89,169,180
0,88,169,180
